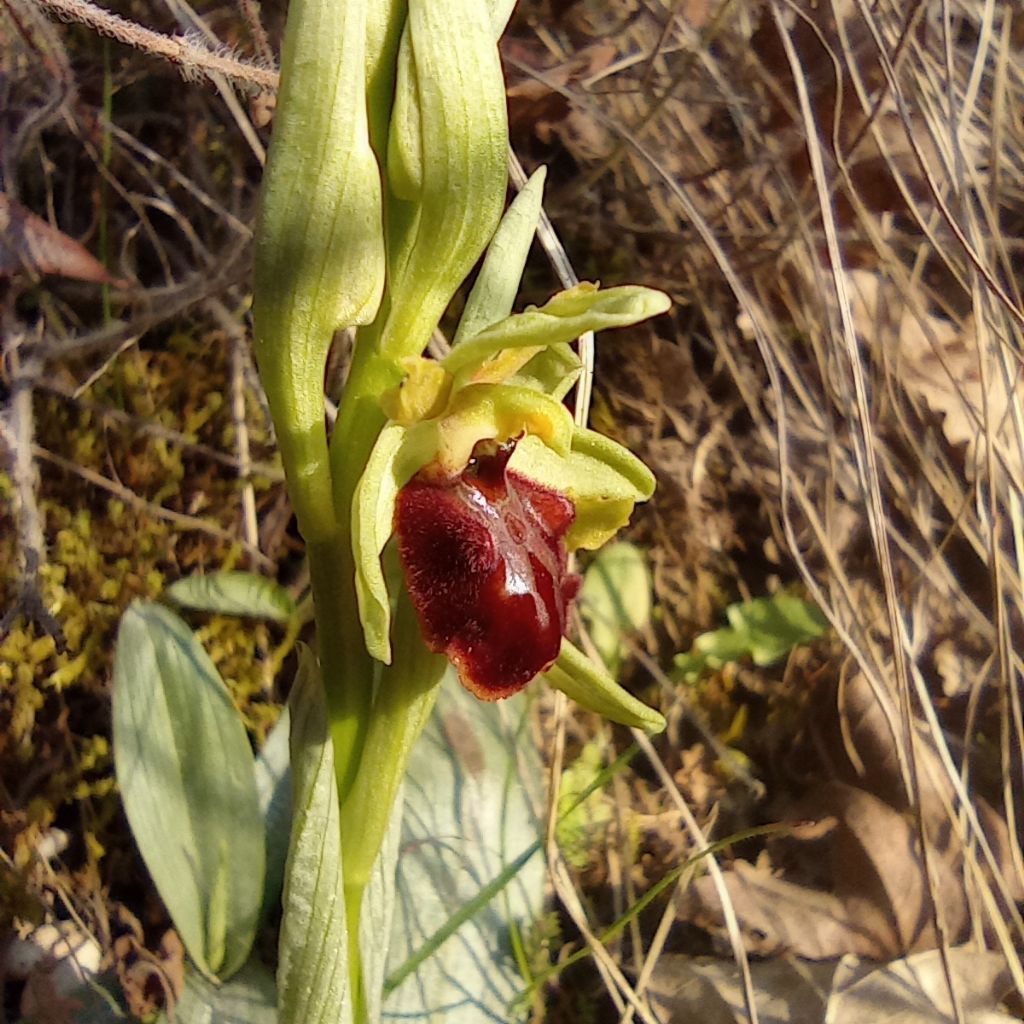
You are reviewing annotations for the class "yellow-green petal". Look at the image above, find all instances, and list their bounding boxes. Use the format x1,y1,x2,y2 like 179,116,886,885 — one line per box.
444,283,671,383
352,423,408,664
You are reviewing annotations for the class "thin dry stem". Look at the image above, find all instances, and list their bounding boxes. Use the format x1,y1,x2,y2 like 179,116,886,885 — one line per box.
36,0,278,89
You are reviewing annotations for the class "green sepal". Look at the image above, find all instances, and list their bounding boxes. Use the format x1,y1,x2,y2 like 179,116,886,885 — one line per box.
443,283,671,382
454,167,547,346
508,429,656,551
543,638,665,733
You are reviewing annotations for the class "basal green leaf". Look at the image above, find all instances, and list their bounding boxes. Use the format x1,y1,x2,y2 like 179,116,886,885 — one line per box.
278,650,351,1024
453,167,547,346
443,283,671,380
254,708,292,922
166,572,296,622
384,683,545,1021
359,791,404,1024
579,542,653,673
543,638,664,733
112,602,264,980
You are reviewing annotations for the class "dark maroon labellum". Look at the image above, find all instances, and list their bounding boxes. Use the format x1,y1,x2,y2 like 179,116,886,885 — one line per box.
395,438,580,700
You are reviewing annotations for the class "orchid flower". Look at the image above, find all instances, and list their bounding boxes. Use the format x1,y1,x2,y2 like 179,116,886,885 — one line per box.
352,172,668,732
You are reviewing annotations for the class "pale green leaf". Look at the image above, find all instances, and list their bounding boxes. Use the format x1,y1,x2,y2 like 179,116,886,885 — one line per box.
254,708,292,921
454,167,546,346
352,422,407,664
359,790,404,1024
278,650,351,1024
579,542,653,673
364,0,406,160
385,683,545,1021
254,0,384,342
166,572,296,622
379,0,507,361
443,283,671,378
112,602,264,980
160,960,277,1024
543,638,664,732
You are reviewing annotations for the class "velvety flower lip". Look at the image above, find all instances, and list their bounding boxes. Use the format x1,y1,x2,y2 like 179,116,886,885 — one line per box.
395,438,580,700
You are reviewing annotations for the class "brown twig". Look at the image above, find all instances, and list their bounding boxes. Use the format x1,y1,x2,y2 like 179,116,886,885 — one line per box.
35,0,279,90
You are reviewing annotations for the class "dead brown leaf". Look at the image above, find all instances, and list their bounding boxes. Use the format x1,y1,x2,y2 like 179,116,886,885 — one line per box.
644,946,1015,1024
0,193,131,287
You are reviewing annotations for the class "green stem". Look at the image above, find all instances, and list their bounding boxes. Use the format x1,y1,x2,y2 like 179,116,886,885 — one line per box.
338,588,444,1023
345,884,368,1024
315,326,401,803
306,533,371,801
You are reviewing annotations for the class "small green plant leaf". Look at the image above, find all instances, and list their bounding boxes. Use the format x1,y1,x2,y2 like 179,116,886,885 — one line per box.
386,27,422,200
674,593,830,683
453,167,546,346
112,602,264,981
277,649,351,1024
543,638,664,733
579,542,653,674
158,959,277,1024
166,572,296,622
385,683,545,1021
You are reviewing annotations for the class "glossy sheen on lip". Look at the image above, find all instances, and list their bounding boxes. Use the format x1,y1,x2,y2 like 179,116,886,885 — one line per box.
395,439,579,699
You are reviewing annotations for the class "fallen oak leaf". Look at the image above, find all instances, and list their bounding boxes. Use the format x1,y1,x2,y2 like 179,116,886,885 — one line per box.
0,193,132,287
